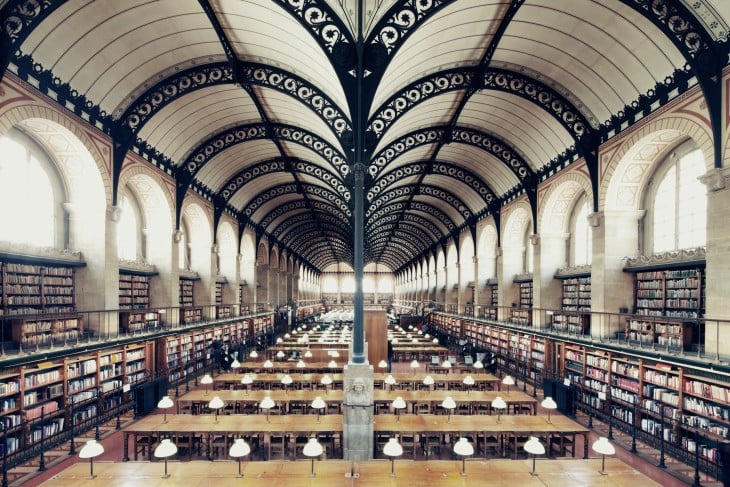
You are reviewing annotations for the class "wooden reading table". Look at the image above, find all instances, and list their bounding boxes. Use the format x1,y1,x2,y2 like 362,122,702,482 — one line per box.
40,458,661,486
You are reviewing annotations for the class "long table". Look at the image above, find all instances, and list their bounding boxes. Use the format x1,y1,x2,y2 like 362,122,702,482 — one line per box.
174,388,535,416
212,371,501,391
40,458,663,486
373,414,590,460
122,413,342,462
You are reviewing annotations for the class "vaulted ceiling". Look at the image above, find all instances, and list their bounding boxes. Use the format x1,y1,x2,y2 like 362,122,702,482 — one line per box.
1,0,728,272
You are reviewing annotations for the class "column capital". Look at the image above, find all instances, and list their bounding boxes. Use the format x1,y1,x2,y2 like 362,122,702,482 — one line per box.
106,204,121,222
587,211,603,228
173,229,183,243
699,166,730,192
529,234,540,246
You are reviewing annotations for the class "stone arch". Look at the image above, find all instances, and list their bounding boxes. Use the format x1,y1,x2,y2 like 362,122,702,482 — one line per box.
538,171,593,234
601,113,712,212
0,103,112,206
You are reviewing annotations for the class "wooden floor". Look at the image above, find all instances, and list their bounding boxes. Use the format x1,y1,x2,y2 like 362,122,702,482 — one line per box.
13,361,724,487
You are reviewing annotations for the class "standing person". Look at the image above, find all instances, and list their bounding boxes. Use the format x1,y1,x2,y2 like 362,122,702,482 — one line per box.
387,338,394,372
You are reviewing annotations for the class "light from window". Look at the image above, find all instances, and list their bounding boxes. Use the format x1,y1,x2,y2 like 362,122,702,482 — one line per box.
0,136,55,246
117,196,137,260
322,276,338,293
573,201,592,265
652,149,706,252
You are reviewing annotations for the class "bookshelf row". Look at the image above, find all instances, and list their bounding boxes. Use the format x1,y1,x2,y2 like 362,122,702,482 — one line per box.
631,268,704,319
0,261,76,315
158,315,274,383
429,314,549,389
0,341,152,455
0,313,275,459
563,342,728,468
119,273,150,310
428,312,728,474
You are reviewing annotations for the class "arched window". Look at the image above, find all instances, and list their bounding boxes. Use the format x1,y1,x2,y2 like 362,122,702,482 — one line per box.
118,193,144,261
0,130,61,247
647,144,707,253
571,197,592,265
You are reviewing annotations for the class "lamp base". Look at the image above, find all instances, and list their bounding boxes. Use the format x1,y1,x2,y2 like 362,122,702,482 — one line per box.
529,472,539,476
161,473,171,479
237,473,244,478
460,472,468,477
87,475,97,480
598,470,608,476
389,473,396,478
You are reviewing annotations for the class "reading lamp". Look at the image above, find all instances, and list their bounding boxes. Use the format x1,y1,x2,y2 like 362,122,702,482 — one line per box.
384,374,396,391
78,439,104,479
453,437,474,476
502,375,515,395
541,396,558,423
383,438,403,477
473,359,484,370
157,395,174,423
492,396,507,423
592,437,616,475
320,374,333,394
422,375,435,389
441,396,456,423
200,374,213,395
523,436,545,476
303,437,324,477
153,438,178,478
281,374,293,394
208,395,225,423
229,437,251,478
462,375,475,394
260,395,275,422
378,359,388,370
410,359,420,376
241,374,253,394
249,350,258,359
311,396,326,422
392,396,406,422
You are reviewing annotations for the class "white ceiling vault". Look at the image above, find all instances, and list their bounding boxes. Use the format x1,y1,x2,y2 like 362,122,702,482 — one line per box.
1,0,729,272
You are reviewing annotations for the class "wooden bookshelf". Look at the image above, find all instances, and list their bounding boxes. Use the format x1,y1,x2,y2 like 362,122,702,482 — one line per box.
9,315,83,348
0,343,151,458
0,262,75,315
215,282,223,306
119,311,161,333
179,278,194,308
181,307,202,325
625,317,694,350
632,268,704,319
119,273,150,310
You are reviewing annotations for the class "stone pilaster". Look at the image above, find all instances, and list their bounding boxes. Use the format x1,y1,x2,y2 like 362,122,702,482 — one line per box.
342,364,375,462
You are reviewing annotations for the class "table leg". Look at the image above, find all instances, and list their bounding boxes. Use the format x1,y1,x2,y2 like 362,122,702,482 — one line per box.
123,433,129,461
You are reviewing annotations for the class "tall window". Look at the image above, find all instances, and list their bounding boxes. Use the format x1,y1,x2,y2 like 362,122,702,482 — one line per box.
0,132,57,247
118,195,139,261
650,147,706,252
572,198,592,265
